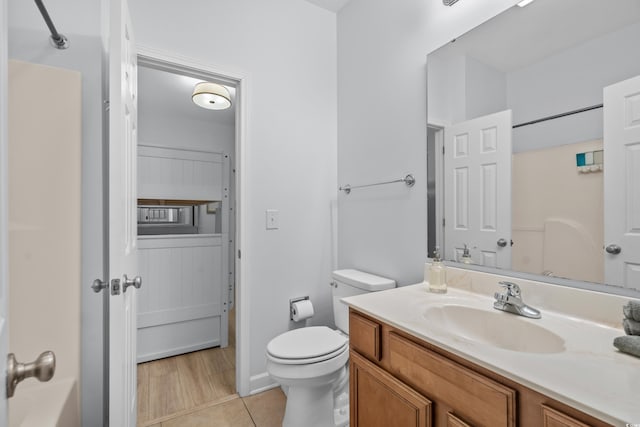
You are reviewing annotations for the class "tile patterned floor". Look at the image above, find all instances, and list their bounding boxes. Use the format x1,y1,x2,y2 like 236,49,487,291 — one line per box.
143,388,286,427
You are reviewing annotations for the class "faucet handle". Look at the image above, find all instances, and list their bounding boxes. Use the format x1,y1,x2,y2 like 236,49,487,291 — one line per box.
498,281,521,297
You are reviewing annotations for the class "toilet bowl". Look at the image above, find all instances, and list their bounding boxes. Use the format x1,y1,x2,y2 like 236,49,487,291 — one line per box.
266,269,396,427
267,326,349,427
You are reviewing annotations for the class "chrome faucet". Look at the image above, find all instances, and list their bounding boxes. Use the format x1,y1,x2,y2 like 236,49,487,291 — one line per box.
493,281,541,319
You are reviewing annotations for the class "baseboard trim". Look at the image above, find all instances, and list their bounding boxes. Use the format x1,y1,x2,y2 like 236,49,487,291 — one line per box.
137,340,219,363
249,372,278,395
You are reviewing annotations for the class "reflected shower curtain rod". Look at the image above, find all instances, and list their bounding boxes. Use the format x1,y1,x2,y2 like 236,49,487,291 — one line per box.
34,0,69,49
512,104,603,129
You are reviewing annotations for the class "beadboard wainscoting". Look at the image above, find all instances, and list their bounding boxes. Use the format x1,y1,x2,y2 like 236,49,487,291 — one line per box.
138,145,224,201
137,234,230,362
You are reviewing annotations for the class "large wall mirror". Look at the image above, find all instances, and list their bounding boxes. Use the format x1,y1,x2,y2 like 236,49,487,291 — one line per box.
427,0,640,295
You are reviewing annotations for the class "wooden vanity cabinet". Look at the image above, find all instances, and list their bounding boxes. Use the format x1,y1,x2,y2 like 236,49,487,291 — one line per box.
349,309,612,427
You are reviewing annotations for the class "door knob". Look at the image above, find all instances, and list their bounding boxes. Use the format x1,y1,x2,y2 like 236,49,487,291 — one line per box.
91,278,108,293
123,274,142,292
6,351,56,398
497,238,507,247
605,244,622,255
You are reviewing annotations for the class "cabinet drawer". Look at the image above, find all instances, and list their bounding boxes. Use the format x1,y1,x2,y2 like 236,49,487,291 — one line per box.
388,332,516,427
542,405,591,427
349,311,381,361
350,350,432,427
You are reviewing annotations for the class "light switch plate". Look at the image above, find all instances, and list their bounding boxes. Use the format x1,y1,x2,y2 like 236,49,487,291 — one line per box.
266,209,279,230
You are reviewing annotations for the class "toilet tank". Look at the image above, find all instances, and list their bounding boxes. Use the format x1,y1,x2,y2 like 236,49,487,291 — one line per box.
332,269,396,334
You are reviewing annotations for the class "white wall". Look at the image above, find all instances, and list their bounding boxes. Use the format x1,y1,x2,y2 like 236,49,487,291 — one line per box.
8,1,104,425
465,56,507,120
337,0,518,286
139,109,235,154
129,0,337,393
428,20,640,153
509,21,640,152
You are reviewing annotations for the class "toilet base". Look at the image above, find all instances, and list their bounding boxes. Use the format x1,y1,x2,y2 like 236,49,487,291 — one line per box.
283,382,335,427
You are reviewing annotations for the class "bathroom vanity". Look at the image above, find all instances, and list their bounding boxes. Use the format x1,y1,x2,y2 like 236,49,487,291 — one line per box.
344,269,640,427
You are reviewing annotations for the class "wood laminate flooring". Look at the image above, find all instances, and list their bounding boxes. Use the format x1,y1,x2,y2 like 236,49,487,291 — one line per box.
137,309,286,426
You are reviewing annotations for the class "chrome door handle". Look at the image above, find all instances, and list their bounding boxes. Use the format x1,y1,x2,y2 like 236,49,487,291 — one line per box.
123,274,142,292
7,351,56,398
91,278,108,293
497,238,507,247
605,244,622,255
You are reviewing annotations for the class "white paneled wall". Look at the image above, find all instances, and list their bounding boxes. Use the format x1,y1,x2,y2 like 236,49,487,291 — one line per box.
137,235,228,362
138,145,223,201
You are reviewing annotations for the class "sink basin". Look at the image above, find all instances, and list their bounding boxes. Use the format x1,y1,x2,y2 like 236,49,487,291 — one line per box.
424,304,566,354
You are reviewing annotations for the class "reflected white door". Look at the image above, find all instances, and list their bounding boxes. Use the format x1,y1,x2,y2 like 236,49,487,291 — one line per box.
444,110,512,268
108,0,139,425
604,75,640,291
0,0,9,424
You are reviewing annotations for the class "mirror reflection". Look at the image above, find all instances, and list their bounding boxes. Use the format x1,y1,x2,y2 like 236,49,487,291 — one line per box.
427,0,640,293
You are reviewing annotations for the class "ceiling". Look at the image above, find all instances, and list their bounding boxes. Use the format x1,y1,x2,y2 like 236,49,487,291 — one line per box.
138,66,236,127
432,0,640,72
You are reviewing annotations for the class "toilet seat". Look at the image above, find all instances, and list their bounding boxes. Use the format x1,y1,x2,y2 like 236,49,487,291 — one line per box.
267,326,348,365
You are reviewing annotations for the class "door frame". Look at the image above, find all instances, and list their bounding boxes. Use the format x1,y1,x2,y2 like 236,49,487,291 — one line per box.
135,45,249,395
427,122,446,260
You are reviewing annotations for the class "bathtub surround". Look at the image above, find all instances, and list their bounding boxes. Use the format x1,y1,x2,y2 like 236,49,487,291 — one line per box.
8,59,81,426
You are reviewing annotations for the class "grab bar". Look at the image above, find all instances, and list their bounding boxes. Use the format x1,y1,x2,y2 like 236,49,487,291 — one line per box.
339,174,415,195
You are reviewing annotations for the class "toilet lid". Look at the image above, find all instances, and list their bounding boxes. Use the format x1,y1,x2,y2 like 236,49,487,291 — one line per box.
267,326,348,361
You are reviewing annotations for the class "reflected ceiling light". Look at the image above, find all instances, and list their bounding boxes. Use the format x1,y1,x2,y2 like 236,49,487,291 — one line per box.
192,82,231,110
443,0,460,5
517,0,536,7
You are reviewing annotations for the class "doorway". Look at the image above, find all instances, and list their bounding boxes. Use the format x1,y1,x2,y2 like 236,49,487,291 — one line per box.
133,50,244,424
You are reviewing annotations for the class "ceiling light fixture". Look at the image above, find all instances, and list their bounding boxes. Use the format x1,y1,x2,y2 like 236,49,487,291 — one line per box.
192,82,231,110
517,0,536,7
442,0,460,5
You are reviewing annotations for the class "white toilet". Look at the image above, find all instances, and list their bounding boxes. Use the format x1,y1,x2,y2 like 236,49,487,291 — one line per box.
266,269,396,427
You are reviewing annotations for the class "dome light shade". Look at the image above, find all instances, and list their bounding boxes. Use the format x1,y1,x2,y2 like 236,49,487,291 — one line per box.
192,82,231,110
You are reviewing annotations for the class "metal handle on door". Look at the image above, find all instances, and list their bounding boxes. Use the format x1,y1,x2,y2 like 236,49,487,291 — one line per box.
123,274,142,292
91,278,108,293
6,351,56,398
497,238,507,247
605,244,622,255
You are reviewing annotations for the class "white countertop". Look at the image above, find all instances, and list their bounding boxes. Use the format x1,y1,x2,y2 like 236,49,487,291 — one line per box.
343,283,640,426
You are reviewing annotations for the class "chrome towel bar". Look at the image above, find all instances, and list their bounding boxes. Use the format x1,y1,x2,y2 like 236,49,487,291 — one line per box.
339,174,415,195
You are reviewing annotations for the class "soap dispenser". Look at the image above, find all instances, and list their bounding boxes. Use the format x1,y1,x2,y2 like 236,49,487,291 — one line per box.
460,244,473,264
428,247,447,293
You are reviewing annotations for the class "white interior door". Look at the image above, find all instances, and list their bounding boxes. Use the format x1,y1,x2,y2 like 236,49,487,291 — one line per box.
444,110,512,268
108,0,139,425
0,0,9,424
604,75,640,291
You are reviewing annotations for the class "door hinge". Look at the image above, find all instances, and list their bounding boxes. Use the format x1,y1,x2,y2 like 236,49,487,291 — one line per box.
442,146,445,155
238,250,241,259
443,218,446,227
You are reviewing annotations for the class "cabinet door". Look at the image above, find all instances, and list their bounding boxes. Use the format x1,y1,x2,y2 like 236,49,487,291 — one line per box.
542,405,591,427
350,351,432,427
448,412,473,427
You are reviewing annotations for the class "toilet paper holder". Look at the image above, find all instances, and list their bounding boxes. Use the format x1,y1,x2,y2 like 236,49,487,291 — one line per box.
290,296,310,321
